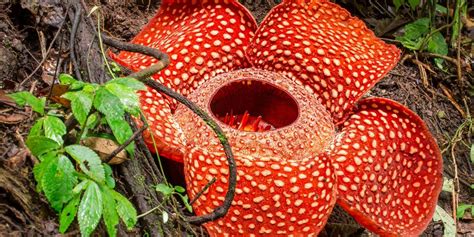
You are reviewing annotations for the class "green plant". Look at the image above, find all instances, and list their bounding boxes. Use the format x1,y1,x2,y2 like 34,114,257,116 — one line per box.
155,183,193,213
396,17,448,68
8,74,146,237
393,0,421,11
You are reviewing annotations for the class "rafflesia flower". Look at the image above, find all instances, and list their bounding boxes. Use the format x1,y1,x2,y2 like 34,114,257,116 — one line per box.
111,0,443,236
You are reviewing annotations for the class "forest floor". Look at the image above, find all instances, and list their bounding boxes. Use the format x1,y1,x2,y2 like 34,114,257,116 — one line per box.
0,0,472,236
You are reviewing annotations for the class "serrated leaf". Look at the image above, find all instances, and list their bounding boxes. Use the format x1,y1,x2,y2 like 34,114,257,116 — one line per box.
103,164,115,189
59,74,78,85
74,180,89,194
433,205,456,237
29,118,45,138
101,187,119,237
43,116,67,145
93,87,124,119
70,81,86,90
33,152,57,192
111,190,137,230
42,154,77,212
8,91,46,115
105,83,140,116
59,194,81,233
80,113,100,140
62,91,94,126
106,77,146,91
26,136,60,157
78,181,103,237
65,145,105,183
155,183,174,197
106,117,134,156
427,32,448,69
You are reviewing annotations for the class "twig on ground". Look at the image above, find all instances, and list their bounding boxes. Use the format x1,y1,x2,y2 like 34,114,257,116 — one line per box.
103,124,148,163
18,14,67,88
440,84,467,118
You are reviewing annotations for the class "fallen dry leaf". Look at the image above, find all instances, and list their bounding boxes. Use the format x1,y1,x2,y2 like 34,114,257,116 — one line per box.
81,137,128,165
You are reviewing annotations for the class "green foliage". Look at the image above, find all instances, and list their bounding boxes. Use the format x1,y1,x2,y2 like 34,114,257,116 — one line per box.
8,74,145,236
457,204,474,219
393,0,421,11
396,18,448,68
156,183,193,213
8,91,46,115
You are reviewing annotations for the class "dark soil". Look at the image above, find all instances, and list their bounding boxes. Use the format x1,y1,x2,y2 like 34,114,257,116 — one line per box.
0,0,472,236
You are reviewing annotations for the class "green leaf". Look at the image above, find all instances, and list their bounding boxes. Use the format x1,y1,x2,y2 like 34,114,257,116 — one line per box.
103,164,116,189
427,32,448,69
42,154,77,212
106,77,146,91
43,116,67,145
407,0,420,10
433,205,456,237
396,18,430,50
74,180,89,194
106,117,134,156
59,194,81,233
59,74,78,85
105,83,141,116
8,91,46,115
62,91,94,126
26,136,61,157
78,181,103,237
33,152,57,192
435,4,448,14
80,113,100,140
393,0,404,10
101,187,119,237
174,185,186,193
179,194,193,213
70,81,86,90
155,183,174,197
111,190,137,230
65,145,105,183
29,118,45,137
93,87,124,119
457,204,474,219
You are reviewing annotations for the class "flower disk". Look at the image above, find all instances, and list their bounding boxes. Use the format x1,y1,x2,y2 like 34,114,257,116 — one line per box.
175,69,337,236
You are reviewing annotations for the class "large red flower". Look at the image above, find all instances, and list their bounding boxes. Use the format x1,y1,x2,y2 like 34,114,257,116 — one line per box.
111,0,443,236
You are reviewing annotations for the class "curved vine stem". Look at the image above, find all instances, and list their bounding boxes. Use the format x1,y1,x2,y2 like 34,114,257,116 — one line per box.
100,35,237,225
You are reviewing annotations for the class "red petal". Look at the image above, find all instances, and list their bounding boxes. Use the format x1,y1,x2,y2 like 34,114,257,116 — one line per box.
138,88,186,161
174,69,337,235
329,97,443,236
110,0,257,160
246,1,400,124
